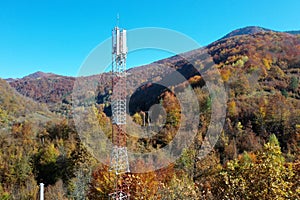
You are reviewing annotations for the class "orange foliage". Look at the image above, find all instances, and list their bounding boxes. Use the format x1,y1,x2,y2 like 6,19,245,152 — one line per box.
89,161,175,199
221,69,231,82
188,75,202,86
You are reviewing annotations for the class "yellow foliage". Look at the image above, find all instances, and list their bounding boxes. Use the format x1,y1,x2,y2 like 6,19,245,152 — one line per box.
40,144,59,165
228,100,237,116
188,75,202,85
133,112,143,125
262,58,272,70
217,135,295,199
0,107,9,126
221,69,231,82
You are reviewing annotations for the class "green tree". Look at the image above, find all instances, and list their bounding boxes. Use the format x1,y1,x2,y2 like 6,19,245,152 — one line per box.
289,76,299,92
176,148,196,179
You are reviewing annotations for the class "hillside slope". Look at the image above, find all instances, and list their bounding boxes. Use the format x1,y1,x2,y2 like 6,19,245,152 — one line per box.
221,26,300,40
6,28,300,153
8,28,300,110
221,26,272,39
0,78,56,130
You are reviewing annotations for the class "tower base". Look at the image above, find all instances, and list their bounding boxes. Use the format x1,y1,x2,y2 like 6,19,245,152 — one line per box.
109,146,130,174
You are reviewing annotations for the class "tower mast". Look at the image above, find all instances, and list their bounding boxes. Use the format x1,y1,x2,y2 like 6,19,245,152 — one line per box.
109,19,130,199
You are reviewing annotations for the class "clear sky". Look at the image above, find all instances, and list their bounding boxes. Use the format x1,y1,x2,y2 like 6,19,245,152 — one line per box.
1,0,300,78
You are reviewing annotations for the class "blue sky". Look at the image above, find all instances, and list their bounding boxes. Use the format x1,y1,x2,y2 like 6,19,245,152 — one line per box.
1,0,300,78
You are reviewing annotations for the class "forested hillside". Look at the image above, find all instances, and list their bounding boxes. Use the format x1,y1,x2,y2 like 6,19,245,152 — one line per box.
1,27,299,199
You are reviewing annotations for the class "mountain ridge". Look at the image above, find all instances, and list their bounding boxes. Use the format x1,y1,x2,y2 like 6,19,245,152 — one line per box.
4,26,300,81
6,28,300,108
221,26,272,39
221,26,300,40
23,71,56,79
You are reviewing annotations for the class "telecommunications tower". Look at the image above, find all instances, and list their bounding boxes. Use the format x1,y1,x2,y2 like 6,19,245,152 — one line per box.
109,24,130,199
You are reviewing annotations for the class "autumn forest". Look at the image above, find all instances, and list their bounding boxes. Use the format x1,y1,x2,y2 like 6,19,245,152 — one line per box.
0,27,300,199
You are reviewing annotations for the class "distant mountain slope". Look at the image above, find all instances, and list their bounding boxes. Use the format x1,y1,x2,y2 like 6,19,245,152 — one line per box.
5,71,55,83
7,29,300,110
207,31,300,102
23,71,56,79
9,73,76,104
286,30,300,35
7,67,175,111
0,78,55,129
0,79,45,115
221,26,272,39
221,26,300,40
131,30,300,108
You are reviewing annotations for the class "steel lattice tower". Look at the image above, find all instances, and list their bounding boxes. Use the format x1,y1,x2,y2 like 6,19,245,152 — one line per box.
109,26,130,199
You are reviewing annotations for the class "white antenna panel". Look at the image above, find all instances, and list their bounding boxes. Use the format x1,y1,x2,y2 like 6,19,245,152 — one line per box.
116,28,120,56
121,30,127,54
